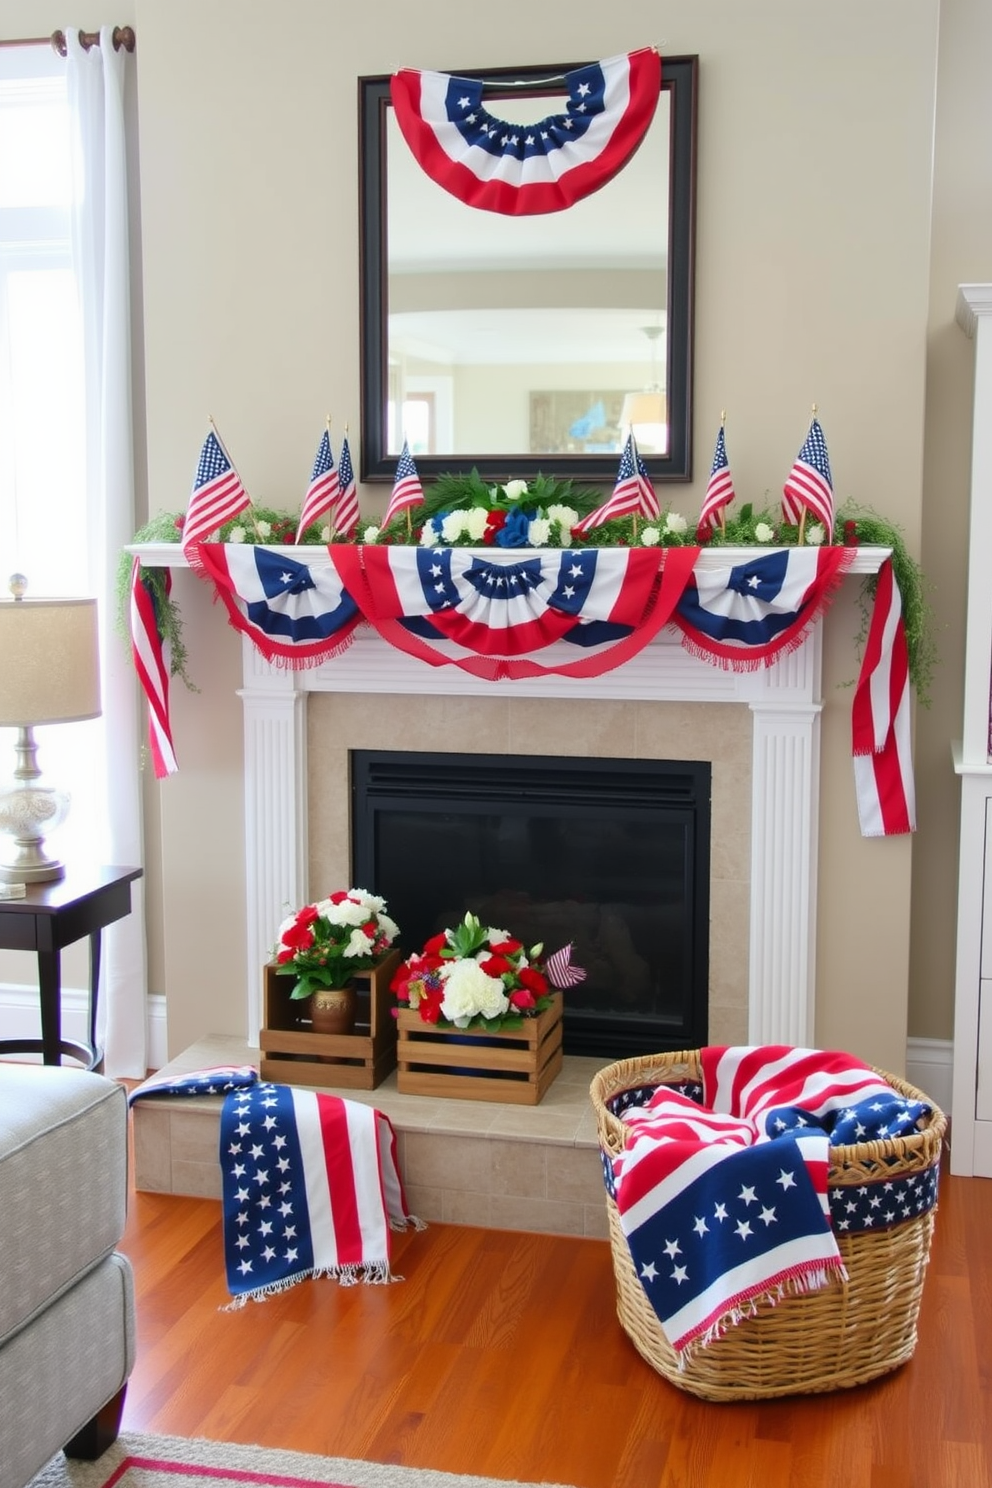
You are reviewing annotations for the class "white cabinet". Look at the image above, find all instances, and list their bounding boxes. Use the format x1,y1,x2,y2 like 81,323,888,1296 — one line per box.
950,284,992,1176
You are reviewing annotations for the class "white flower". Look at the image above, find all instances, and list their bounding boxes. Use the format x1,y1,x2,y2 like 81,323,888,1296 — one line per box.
528,517,551,546
806,523,826,546
361,524,381,544
754,522,775,543
663,511,688,535
639,526,661,546
255,520,272,540
464,507,490,542
229,526,247,544
439,959,510,1026
320,525,332,543
441,510,471,544
342,926,375,958
502,479,529,501
419,522,439,547
484,926,511,945
318,894,371,928
546,503,578,534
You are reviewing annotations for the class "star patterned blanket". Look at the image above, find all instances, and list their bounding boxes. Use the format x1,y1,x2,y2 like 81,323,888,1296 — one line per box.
220,1082,422,1305
609,1046,933,1358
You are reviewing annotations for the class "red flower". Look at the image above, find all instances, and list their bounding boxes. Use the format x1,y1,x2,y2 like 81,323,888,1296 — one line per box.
489,936,523,955
328,890,351,905
480,954,513,978
280,921,315,952
417,986,445,1023
423,931,449,956
844,520,859,547
296,904,320,927
484,509,508,544
509,987,536,1010
276,947,296,965
518,966,549,997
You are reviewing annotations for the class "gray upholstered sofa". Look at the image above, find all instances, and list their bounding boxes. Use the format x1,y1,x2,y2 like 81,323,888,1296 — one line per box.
0,1064,135,1488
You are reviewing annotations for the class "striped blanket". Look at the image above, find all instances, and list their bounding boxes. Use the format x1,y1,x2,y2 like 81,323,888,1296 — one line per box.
610,1046,931,1358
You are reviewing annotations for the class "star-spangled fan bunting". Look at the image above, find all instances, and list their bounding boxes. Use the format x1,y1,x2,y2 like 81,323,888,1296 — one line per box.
390,49,661,217
573,432,659,533
181,429,250,554
333,434,359,536
782,417,835,535
296,429,340,542
697,424,736,539
382,439,424,529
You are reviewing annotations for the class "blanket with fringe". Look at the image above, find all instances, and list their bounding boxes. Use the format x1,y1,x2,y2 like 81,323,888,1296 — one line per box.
610,1046,930,1359
220,1081,421,1305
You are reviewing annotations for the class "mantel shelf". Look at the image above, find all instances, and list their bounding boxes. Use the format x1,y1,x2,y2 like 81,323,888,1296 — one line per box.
127,541,892,574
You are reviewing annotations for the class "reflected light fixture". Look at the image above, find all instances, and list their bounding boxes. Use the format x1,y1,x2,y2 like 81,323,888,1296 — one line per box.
0,576,102,883
621,325,667,453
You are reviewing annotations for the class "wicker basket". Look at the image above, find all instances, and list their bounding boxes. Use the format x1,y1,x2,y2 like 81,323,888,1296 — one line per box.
590,1051,946,1401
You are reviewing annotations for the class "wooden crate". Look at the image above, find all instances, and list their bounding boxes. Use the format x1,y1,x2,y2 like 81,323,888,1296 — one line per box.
396,992,563,1105
260,948,401,1089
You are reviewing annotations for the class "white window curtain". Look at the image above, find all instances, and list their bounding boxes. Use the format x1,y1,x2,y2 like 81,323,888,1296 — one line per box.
65,27,147,1077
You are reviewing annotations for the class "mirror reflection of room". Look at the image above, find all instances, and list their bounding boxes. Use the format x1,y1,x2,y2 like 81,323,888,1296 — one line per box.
385,93,671,460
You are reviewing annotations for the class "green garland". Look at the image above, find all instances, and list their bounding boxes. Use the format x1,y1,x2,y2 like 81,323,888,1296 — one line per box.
120,483,937,706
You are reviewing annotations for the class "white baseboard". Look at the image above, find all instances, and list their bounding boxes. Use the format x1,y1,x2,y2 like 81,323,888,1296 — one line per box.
906,1036,953,1114
0,983,168,1073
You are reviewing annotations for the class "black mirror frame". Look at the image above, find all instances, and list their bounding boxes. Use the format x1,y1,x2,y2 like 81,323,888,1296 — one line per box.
358,54,698,485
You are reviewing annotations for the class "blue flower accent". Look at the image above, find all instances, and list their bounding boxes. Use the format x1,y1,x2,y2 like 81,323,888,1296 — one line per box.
496,506,537,547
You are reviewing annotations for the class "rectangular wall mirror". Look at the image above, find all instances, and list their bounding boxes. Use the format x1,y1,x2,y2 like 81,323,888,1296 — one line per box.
358,54,698,485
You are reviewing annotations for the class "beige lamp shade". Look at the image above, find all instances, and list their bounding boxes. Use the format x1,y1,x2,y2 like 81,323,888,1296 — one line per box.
620,391,667,429
0,598,102,727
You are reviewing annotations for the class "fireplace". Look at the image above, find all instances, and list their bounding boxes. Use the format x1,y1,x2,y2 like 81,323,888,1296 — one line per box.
350,749,711,1057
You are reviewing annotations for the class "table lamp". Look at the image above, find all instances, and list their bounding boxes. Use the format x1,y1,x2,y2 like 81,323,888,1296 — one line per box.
0,576,102,883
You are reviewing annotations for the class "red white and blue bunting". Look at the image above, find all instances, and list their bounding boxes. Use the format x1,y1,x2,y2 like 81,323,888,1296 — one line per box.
132,543,915,838
390,48,661,215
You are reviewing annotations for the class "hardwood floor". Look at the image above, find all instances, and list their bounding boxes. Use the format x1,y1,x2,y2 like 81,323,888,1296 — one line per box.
116,1163,992,1488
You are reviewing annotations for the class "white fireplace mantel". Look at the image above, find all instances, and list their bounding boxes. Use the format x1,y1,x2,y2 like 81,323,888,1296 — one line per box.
132,543,890,1049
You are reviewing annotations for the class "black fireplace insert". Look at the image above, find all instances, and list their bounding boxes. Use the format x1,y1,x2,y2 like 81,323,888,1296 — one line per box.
350,750,710,1059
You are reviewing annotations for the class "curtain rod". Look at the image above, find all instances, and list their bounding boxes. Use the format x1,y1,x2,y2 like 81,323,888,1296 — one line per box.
52,27,135,56
0,27,135,55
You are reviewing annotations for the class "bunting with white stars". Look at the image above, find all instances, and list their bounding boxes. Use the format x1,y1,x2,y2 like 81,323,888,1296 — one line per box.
390,49,661,216
609,1045,938,1357
220,1082,421,1305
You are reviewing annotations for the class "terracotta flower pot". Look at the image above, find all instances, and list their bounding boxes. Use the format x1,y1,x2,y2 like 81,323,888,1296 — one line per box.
309,982,357,1035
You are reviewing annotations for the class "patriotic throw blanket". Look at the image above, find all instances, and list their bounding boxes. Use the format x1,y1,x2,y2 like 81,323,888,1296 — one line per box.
132,542,915,837
128,1063,259,1105
610,1046,933,1360
220,1082,421,1305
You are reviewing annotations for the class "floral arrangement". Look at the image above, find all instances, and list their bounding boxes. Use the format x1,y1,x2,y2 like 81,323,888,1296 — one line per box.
273,888,400,999
390,911,557,1032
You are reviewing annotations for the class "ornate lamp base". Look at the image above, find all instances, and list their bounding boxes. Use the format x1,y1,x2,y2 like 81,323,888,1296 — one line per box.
0,728,70,883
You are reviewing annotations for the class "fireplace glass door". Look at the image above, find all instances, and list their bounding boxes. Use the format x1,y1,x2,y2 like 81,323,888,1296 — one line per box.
351,751,710,1058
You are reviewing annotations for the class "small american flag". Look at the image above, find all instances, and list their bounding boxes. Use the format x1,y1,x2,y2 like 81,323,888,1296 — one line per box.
545,943,587,989
181,429,250,553
696,424,736,539
782,418,834,535
296,429,340,542
333,434,359,537
382,440,424,529
573,432,659,533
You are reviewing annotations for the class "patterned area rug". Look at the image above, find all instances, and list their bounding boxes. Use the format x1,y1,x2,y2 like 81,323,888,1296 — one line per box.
28,1434,577,1488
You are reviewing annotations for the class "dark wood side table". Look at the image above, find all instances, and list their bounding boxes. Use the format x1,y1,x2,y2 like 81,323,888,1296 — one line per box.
0,864,143,1071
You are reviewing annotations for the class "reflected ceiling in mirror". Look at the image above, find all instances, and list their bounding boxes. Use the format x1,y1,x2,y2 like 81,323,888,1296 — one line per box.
359,55,697,484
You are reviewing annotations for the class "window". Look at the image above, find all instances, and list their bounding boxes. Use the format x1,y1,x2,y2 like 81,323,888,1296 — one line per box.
0,46,98,860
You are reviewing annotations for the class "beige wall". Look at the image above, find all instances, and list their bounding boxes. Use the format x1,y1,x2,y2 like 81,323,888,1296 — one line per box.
9,0,978,1070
